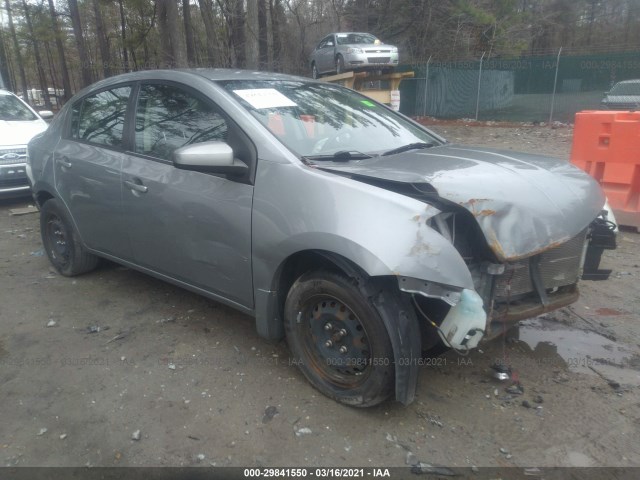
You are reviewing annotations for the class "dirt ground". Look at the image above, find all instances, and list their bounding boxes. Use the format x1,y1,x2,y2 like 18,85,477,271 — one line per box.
1,123,639,469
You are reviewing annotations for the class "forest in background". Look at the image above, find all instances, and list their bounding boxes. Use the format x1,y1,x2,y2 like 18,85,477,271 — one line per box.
1,0,639,108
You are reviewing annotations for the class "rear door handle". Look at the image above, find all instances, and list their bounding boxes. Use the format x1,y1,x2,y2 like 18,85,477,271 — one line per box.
124,179,148,194
57,156,72,169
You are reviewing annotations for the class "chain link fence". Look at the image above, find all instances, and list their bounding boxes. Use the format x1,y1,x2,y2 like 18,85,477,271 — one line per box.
398,51,640,123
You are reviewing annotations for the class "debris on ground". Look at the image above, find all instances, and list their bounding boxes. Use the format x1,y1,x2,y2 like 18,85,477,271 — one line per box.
46,319,57,327
262,406,279,423
506,383,524,395
9,206,38,216
294,427,312,437
131,430,141,441
86,325,109,334
36,428,47,436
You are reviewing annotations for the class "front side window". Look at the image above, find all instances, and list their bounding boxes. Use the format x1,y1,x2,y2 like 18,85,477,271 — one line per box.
0,94,37,121
134,84,227,161
223,80,439,158
74,86,131,147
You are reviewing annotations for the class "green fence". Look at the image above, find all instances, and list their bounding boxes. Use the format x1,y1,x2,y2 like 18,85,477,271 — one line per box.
398,51,640,123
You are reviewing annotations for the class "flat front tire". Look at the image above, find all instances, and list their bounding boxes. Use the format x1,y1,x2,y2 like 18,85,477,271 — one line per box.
284,271,395,407
312,63,319,79
40,199,99,277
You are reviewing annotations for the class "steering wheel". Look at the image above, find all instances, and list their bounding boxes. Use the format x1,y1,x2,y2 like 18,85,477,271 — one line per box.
312,128,354,154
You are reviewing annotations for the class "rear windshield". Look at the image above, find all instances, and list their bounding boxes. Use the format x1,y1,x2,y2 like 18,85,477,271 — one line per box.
0,94,37,121
610,82,640,95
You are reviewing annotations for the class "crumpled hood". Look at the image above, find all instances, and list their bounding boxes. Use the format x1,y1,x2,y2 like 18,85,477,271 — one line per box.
0,119,48,147
320,145,605,261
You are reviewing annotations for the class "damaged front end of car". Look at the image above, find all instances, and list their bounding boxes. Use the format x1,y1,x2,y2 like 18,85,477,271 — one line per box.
322,146,617,356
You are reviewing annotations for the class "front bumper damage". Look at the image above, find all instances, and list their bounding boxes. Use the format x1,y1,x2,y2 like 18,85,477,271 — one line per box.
400,214,616,345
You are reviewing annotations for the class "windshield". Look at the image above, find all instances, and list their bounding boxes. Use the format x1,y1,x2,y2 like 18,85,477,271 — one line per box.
609,82,640,96
336,33,378,45
0,94,37,121
222,80,440,158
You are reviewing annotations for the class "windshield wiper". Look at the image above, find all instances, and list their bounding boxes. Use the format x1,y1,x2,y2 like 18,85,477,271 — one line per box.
303,150,373,162
381,142,435,156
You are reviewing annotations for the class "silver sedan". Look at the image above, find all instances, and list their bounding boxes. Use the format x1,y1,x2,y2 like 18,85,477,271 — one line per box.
310,32,399,78
27,69,613,407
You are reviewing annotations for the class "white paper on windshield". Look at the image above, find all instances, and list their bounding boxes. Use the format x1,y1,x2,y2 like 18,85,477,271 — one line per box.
233,89,297,109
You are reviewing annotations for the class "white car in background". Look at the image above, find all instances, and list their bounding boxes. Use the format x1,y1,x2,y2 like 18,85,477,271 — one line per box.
0,89,53,198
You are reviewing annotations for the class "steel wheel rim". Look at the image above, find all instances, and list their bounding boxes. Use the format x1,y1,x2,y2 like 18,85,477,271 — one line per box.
300,294,372,385
46,214,70,265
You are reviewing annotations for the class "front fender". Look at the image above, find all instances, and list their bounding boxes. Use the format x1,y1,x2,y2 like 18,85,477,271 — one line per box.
252,160,474,340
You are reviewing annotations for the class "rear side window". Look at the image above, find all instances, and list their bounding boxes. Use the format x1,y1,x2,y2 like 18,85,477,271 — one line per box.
134,84,228,161
71,86,131,147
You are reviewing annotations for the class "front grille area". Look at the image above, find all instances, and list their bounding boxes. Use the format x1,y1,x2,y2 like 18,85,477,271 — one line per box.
494,229,587,300
0,148,27,165
367,57,391,64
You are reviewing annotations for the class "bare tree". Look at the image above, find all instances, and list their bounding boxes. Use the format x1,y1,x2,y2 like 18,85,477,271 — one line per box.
46,0,72,100
157,0,187,67
183,0,197,66
117,0,130,72
5,0,28,101
93,0,112,77
21,0,52,109
68,0,93,87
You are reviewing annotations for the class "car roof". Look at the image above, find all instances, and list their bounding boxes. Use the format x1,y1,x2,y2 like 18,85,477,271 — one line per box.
614,79,640,85
70,68,314,99
334,32,377,35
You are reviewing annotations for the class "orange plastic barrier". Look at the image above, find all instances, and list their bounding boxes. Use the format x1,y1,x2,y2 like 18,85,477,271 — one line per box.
571,110,640,229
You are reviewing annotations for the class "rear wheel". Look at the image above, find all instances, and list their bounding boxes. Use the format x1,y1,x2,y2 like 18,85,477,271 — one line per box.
284,271,395,407
40,199,99,276
336,55,345,74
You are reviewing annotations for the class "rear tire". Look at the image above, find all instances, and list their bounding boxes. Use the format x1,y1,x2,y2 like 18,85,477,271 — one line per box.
40,199,99,277
284,270,395,407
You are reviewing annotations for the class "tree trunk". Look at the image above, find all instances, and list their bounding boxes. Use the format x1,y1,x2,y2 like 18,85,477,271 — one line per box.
199,0,218,65
0,27,12,90
269,0,283,71
68,0,93,87
231,0,246,67
258,0,268,69
118,0,130,72
93,0,112,78
48,0,72,101
157,0,187,68
246,0,258,69
21,0,52,109
183,0,196,66
4,0,28,101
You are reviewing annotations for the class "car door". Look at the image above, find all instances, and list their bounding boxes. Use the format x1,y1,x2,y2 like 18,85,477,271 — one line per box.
120,82,254,308
53,84,133,257
317,35,336,74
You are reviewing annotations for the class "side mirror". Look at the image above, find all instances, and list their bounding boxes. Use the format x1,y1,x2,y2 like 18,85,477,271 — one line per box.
173,141,248,176
38,110,54,120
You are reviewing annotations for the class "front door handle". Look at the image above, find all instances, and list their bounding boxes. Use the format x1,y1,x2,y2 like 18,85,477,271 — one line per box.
124,179,148,194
